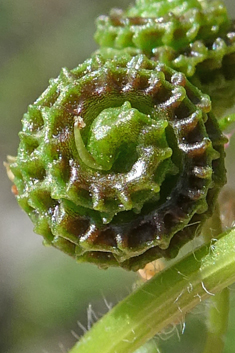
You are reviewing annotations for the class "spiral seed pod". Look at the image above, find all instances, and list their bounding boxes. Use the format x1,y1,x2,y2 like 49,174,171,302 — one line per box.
153,21,235,115
192,21,235,116
153,21,235,77
8,54,226,270
95,0,230,55
95,0,235,119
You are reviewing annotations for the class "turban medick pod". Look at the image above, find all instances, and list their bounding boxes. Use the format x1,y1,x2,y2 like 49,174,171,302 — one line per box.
7,54,226,270
96,0,235,115
7,0,233,271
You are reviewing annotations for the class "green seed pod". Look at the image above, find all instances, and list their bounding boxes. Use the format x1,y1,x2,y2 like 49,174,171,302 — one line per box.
95,0,230,55
152,21,235,115
8,54,226,270
191,22,235,116
95,0,235,119
153,21,235,77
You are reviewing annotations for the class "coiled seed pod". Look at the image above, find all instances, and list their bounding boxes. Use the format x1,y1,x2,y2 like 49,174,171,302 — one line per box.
151,21,235,115
95,0,235,119
153,21,235,77
95,0,230,55
8,54,226,270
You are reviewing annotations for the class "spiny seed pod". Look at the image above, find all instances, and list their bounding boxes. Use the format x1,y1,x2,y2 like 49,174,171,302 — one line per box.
153,21,235,77
192,21,235,116
95,0,235,120
8,53,226,270
95,0,230,56
152,21,235,115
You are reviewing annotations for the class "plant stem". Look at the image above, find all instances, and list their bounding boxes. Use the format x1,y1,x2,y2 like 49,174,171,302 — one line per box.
68,228,235,353
133,339,161,353
202,288,230,353
202,204,230,353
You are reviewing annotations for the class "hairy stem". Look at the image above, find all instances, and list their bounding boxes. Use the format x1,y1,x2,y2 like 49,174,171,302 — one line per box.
202,288,230,353
133,339,161,353
202,204,229,353
68,228,235,353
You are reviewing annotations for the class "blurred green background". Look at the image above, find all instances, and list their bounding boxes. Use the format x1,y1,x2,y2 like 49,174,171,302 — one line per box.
0,1,235,353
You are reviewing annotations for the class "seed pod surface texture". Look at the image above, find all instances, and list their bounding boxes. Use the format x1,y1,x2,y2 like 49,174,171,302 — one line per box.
95,0,230,55
9,53,226,270
95,0,235,111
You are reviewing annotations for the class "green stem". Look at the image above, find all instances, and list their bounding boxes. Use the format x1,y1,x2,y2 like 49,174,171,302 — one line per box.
202,288,230,353
202,202,222,243
133,339,161,353
68,228,235,353
202,204,230,353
